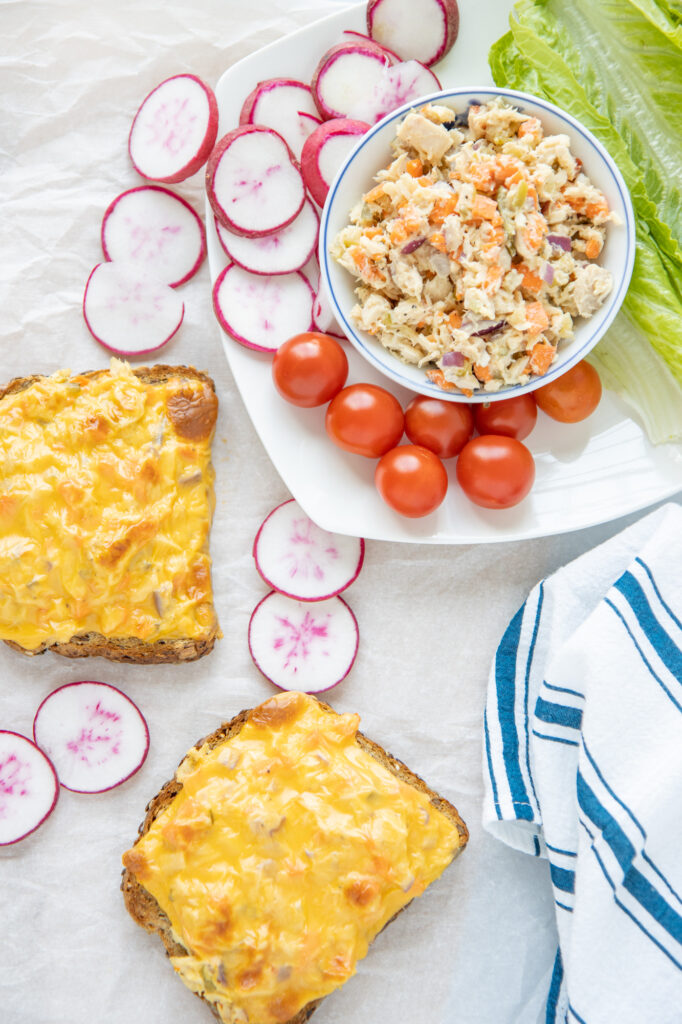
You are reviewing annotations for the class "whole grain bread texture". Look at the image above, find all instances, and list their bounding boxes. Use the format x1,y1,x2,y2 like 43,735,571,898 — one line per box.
121,697,468,1024
0,365,219,664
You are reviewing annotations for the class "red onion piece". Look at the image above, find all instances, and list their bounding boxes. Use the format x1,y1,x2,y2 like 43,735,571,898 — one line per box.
442,350,465,367
401,237,425,255
471,319,506,337
542,263,555,284
547,234,571,251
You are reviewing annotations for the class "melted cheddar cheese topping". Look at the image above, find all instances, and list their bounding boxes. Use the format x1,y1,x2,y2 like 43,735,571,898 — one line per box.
123,692,463,1024
0,360,218,649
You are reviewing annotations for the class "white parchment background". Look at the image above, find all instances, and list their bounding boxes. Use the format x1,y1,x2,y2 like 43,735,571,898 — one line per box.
1,2,680,1022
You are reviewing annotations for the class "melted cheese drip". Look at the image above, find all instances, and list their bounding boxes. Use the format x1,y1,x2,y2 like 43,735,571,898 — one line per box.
0,360,217,649
124,692,462,1024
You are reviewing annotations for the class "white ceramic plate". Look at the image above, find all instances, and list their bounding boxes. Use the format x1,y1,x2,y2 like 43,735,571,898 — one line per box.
208,0,682,544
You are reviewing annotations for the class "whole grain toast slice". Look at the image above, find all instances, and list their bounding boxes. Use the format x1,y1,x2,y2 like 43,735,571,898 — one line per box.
0,365,219,664
121,697,468,1024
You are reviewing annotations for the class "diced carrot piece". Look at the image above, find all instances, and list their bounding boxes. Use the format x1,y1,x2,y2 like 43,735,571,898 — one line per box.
518,117,542,140
585,236,603,259
430,232,447,252
528,341,556,375
468,163,496,193
585,199,609,220
521,212,546,253
429,195,458,225
517,263,545,294
406,158,423,177
389,221,407,244
469,194,500,224
473,363,491,381
483,265,504,293
364,227,382,238
447,311,462,329
426,369,458,392
365,185,385,203
525,302,550,336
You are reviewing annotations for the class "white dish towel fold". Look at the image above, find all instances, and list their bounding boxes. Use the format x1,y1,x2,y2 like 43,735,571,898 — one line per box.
483,502,682,1024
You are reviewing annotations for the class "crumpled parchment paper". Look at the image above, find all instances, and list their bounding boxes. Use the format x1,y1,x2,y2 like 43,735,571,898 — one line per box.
1,2,678,1022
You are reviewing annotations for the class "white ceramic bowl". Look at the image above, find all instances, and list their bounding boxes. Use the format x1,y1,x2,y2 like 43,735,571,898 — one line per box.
319,86,635,404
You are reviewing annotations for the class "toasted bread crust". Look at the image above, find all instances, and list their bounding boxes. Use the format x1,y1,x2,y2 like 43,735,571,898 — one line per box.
121,698,468,1024
1,365,219,665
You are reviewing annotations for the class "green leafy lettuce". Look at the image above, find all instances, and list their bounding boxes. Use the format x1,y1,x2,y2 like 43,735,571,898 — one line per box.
489,0,682,442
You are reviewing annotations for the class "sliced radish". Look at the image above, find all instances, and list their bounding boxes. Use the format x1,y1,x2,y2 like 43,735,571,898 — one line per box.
253,499,364,601
248,591,358,693
215,197,318,276
213,264,313,353
367,0,460,67
311,42,391,121
33,681,149,794
0,732,59,846
312,285,345,339
101,186,206,288
239,78,320,159
347,60,443,124
341,30,401,64
301,118,370,208
301,255,321,293
83,262,184,356
128,74,218,184
206,125,305,238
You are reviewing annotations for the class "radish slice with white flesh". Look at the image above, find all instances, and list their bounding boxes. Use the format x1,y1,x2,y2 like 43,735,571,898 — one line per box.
206,125,305,238
367,0,460,67
341,29,401,64
311,42,391,121
83,262,184,356
213,264,313,353
253,499,364,601
215,197,319,276
33,681,150,794
101,186,206,288
0,732,59,846
128,74,218,184
301,118,370,208
312,286,344,339
239,79,320,159
347,60,443,124
248,591,358,693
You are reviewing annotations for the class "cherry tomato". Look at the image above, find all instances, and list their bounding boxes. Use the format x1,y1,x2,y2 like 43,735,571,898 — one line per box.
456,435,535,509
375,445,448,518
325,383,404,458
272,332,348,408
533,360,602,423
474,394,537,440
404,396,474,458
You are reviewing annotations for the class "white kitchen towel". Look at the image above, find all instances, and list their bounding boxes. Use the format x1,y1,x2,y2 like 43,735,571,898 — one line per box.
482,501,682,1024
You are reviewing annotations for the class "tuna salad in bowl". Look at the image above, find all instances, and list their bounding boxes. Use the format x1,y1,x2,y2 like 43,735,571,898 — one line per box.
319,87,635,402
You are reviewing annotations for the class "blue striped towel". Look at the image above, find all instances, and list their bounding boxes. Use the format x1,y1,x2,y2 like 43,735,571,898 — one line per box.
483,503,682,1024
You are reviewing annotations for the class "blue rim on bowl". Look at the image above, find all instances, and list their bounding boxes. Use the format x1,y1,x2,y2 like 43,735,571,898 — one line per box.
319,86,636,404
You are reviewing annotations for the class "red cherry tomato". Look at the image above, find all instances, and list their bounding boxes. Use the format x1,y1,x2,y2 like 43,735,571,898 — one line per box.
325,383,404,458
375,445,448,518
533,360,602,423
272,332,348,408
456,435,535,509
474,394,537,440
404,396,474,458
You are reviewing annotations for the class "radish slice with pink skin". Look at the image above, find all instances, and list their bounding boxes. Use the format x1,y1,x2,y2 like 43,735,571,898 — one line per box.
33,681,149,794
214,197,319,276
301,118,370,208
128,74,218,184
253,499,364,601
83,262,184,356
311,43,391,121
341,29,401,64
206,125,305,238
367,0,460,67
239,79,320,159
312,286,344,339
213,264,313,353
248,591,358,693
347,60,443,124
0,732,59,846
101,186,206,288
